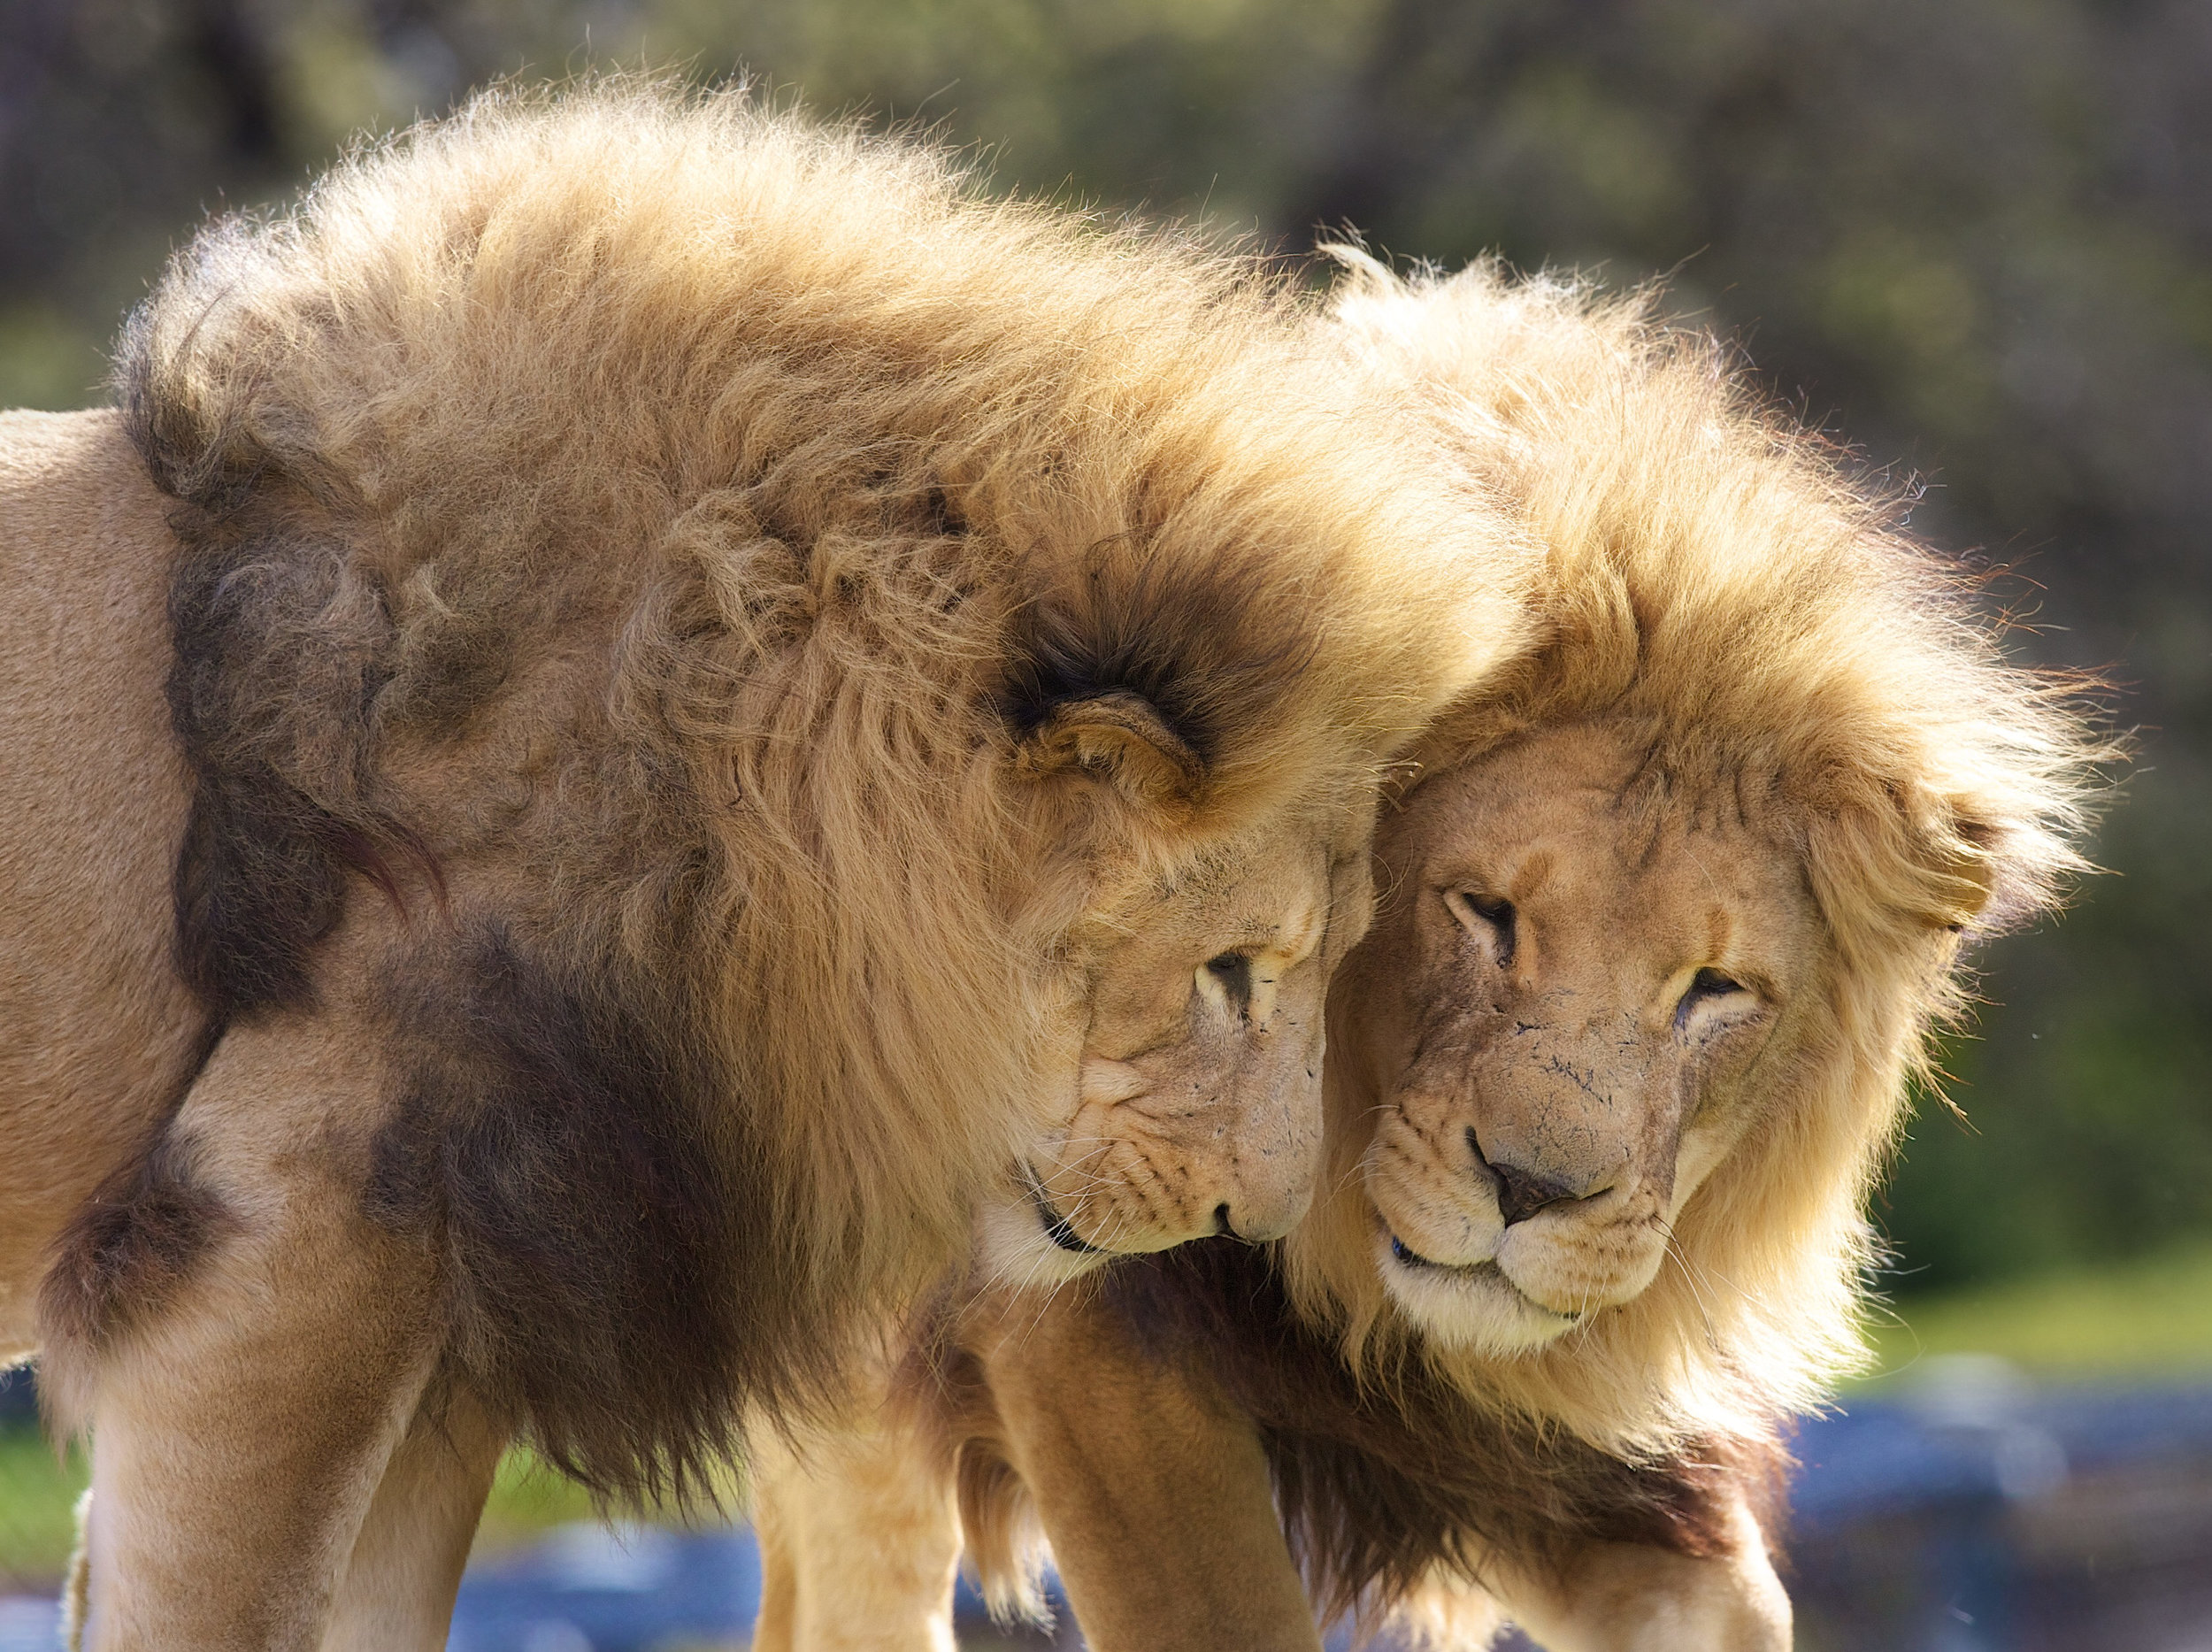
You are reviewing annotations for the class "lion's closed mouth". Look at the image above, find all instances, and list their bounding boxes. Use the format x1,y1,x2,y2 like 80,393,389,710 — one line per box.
1386,1233,1581,1321
1024,1167,1106,1256
1388,1233,1489,1275
1388,1233,1448,1270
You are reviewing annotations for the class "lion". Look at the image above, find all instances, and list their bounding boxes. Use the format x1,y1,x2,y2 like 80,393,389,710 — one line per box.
0,89,1536,1648
738,257,2108,1652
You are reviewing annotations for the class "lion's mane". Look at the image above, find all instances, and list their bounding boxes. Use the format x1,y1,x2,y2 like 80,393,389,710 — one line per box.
77,86,1526,1502
972,258,2113,1617
1300,256,2107,1447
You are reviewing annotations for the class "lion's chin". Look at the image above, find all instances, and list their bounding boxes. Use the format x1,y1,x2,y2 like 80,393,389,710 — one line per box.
1372,1226,1581,1356
971,1179,1121,1291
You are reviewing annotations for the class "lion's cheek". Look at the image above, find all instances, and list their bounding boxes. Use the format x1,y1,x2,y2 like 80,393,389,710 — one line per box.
1030,1097,1242,1252
1663,1114,1741,1224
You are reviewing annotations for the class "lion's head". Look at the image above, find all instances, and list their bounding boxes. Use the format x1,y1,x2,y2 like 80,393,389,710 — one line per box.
977,807,1375,1285
1342,720,1824,1356
1280,256,2108,1450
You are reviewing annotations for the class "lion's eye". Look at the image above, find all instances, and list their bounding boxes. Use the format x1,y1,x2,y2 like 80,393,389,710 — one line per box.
1676,967,1749,1028
1201,951,1254,1015
1447,891,1517,969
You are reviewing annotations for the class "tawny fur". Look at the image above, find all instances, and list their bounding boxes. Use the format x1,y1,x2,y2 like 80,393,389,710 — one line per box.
3,82,1539,1642
753,257,2109,1651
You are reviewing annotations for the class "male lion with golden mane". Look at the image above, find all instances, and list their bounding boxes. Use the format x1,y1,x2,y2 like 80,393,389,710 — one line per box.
741,258,2108,1652
0,90,1533,1648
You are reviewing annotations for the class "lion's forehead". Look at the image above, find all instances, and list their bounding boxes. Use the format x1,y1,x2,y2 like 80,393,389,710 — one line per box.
1125,834,1338,935
1398,738,1820,993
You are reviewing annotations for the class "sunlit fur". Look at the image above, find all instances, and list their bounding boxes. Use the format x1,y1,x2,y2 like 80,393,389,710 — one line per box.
24,81,1532,1508
735,259,2109,1648
1286,255,2110,1457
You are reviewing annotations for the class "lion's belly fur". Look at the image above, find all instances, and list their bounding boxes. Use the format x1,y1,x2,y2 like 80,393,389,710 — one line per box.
0,409,204,1356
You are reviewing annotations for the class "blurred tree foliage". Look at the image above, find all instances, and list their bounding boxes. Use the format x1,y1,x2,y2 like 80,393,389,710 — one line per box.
3,0,2206,1293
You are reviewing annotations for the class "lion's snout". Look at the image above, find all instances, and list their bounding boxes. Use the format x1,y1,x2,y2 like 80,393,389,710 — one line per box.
1364,1018,1689,1338
1212,1153,1317,1243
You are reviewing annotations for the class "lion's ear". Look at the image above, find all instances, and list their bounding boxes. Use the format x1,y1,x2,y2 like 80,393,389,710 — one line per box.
1018,691,1205,808
1928,814,2003,931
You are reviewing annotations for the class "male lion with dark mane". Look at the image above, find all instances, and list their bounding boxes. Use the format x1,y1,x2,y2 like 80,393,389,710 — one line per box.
0,90,1533,1648
742,258,2108,1652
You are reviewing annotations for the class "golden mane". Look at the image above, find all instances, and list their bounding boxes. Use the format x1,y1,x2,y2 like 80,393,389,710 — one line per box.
101,86,1529,1495
733,257,2108,1639
1288,255,2109,1454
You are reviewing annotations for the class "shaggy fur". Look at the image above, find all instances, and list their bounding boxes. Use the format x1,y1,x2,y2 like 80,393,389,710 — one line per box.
773,256,2110,1647
1286,257,2108,1456
46,82,1525,1512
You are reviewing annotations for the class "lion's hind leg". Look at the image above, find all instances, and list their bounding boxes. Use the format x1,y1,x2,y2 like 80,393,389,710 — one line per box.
319,1380,506,1652
41,1010,448,1652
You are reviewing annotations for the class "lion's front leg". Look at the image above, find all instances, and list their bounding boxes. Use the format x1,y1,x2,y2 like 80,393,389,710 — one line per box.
319,1381,506,1652
973,1287,1323,1652
747,1375,965,1652
43,1010,446,1652
1482,1495,1792,1652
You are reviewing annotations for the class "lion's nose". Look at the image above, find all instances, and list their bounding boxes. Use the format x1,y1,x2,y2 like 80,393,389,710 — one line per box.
1489,1160,1580,1226
1469,1127,1604,1226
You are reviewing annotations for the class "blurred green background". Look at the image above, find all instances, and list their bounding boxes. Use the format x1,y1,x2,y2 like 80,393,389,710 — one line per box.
2,0,2207,1349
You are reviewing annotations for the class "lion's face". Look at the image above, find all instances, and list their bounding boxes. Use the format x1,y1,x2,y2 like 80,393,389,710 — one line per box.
978,822,1369,1286
1335,722,1822,1356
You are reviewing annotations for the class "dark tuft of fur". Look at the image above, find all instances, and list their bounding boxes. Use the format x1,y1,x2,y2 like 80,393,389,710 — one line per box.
166,768,348,1016
1100,1241,1790,1620
38,1133,235,1354
1002,546,1319,774
156,500,438,1018
365,926,811,1510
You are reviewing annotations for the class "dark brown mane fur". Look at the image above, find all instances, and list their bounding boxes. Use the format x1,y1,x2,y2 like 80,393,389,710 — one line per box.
362,923,758,1506
1096,1243,1789,1622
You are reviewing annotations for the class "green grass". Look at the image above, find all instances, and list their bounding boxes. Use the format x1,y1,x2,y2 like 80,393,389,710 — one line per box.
0,1431,87,1589
471,1450,607,1555
1857,1238,2212,1384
